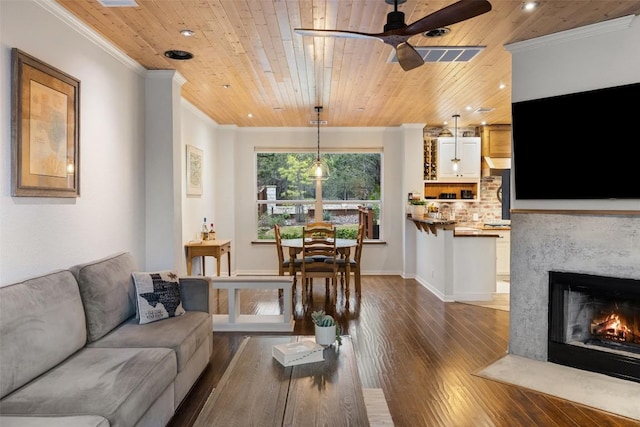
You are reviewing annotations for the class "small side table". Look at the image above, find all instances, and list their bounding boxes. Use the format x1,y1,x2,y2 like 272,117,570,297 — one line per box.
185,239,231,277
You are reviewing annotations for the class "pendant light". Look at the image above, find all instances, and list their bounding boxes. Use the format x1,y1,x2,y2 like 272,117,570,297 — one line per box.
308,106,330,180
451,114,461,172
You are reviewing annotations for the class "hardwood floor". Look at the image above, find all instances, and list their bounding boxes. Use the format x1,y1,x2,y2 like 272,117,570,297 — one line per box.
168,276,640,427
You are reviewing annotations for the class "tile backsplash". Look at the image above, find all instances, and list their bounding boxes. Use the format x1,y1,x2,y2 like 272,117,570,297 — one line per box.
433,175,505,225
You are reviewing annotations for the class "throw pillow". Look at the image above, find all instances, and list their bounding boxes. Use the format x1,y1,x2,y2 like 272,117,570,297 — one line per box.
132,270,186,324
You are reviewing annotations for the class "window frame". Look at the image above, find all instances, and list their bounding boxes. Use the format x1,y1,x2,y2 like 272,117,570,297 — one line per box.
255,148,383,241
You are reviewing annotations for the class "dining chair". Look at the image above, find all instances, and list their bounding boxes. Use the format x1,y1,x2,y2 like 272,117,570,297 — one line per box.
274,224,312,296
304,221,334,263
301,225,339,302
330,223,365,298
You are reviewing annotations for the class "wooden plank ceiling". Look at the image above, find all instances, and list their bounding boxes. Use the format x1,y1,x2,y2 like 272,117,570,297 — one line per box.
55,0,640,128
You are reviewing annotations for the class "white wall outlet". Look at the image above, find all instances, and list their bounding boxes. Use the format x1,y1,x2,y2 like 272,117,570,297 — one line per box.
472,213,479,221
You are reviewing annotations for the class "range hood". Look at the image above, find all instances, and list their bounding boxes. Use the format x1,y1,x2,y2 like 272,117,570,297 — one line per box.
482,156,511,176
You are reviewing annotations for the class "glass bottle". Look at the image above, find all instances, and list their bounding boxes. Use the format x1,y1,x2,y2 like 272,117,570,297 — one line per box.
201,217,209,240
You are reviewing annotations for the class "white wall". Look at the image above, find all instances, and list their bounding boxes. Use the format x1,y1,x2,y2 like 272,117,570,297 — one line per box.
1,0,146,284
506,15,640,361
181,100,220,275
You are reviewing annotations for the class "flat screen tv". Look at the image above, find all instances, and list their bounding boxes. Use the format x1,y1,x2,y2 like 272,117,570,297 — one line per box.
512,82,640,200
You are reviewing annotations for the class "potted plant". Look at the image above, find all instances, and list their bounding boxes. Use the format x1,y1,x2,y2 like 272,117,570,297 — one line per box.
409,199,426,218
311,310,342,346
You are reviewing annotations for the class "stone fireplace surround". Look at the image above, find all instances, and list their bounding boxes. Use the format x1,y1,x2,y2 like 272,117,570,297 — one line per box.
509,212,640,369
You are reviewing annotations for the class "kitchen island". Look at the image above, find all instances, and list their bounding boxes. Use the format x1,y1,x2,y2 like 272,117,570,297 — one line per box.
408,216,498,302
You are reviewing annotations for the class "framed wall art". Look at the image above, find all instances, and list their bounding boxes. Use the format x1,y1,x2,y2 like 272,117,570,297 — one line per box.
11,48,80,197
186,145,203,196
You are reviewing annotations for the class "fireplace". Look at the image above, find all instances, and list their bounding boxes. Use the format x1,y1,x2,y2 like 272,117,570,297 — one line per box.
548,271,640,383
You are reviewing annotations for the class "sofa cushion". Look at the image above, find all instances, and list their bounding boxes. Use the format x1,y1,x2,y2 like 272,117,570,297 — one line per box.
0,270,86,399
132,271,185,324
0,347,176,427
69,252,137,342
88,311,211,372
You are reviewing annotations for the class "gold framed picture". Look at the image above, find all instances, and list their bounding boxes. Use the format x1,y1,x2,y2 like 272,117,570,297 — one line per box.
186,145,203,196
11,49,80,197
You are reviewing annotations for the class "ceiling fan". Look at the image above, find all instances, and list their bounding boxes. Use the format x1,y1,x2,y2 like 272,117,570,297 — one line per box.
294,0,492,71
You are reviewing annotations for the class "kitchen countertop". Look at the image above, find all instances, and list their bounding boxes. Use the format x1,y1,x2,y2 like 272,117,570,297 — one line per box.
407,215,510,236
453,228,500,237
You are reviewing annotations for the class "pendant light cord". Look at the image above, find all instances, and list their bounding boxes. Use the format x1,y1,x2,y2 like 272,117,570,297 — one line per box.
315,106,322,161
453,114,460,160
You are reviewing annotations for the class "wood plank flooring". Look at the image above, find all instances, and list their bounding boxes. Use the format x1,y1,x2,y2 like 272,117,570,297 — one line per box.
168,276,640,427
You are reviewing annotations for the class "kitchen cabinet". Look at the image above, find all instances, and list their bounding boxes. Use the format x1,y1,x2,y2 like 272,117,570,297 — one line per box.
422,136,481,201
437,137,481,179
481,124,511,158
495,230,510,276
481,124,511,177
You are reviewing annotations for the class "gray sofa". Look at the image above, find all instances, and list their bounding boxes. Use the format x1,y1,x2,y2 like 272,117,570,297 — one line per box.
0,252,213,427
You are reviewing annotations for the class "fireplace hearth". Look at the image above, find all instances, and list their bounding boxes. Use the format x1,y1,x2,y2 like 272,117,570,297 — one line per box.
548,271,640,383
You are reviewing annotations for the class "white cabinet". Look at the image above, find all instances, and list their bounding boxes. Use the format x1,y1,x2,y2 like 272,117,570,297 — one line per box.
495,230,510,276
437,137,481,180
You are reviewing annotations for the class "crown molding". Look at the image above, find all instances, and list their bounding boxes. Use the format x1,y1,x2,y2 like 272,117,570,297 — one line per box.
505,15,635,54
34,0,146,74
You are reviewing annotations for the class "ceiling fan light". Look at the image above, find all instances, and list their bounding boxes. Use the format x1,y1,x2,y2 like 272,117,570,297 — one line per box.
423,27,450,38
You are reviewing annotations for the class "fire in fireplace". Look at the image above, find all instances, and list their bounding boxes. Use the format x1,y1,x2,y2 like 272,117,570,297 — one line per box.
548,271,640,383
591,312,638,348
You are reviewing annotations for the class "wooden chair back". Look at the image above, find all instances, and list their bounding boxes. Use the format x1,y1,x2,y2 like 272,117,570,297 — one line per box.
301,225,338,286
306,221,333,231
354,223,365,265
274,224,286,275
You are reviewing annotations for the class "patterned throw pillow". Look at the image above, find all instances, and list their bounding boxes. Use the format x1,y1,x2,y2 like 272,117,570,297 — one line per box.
132,271,186,324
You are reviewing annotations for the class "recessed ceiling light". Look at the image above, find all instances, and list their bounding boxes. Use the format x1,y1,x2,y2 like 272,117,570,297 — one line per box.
180,29,195,37
465,106,473,111
164,50,193,60
222,84,231,89
481,121,487,125
423,27,450,38
499,83,506,89
247,113,253,118
521,1,539,12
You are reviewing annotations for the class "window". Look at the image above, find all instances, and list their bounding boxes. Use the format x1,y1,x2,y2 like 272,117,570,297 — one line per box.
256,151,382,241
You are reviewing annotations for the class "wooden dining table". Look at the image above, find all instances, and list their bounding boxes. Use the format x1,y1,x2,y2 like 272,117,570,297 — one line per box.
280,238,357,291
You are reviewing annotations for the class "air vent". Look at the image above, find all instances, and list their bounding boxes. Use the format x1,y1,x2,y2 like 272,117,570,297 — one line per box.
98,0,138,7
310,120,328,125
474,107,495,113
388,46,485,64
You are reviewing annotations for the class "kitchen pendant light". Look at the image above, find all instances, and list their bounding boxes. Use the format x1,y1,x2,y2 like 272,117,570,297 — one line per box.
451,114,461,172
308,106,330,180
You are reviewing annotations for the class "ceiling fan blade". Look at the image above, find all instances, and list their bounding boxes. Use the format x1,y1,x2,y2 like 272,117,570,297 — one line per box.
294,28,381,41
404,0,492,36
396,42,424,71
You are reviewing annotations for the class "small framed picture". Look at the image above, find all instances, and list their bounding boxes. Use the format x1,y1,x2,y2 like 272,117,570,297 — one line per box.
186,145,203,196
12,49,80,197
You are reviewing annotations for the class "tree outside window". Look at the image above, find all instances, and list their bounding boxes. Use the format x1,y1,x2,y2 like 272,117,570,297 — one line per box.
256,151,381,240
